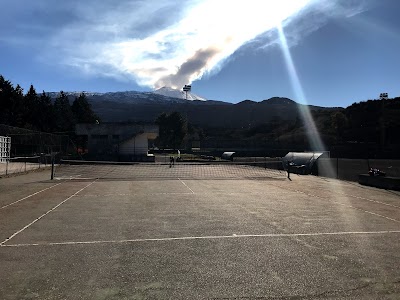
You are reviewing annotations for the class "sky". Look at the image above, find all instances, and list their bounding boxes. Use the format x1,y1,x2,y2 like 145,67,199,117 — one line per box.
0,0,399,107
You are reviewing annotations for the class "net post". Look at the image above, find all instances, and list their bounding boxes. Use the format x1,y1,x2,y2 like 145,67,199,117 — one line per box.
51,155,55,180
6,159,8,176
336,157,339,179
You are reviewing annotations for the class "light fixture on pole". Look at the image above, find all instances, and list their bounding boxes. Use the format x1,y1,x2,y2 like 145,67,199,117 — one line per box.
183,85,191,100
379,93,388,100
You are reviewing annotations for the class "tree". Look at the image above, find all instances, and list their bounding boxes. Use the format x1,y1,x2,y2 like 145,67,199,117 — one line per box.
0,75,15,125
24,85,40,129
71,93,99,123
10,84,25,127
54,91,75,133
330,111,348,142
155,112,187,149
38,91,55,132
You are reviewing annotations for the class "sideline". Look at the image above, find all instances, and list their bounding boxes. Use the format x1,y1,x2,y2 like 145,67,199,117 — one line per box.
178,178,195,194
0,180,96,246
1,183,62,210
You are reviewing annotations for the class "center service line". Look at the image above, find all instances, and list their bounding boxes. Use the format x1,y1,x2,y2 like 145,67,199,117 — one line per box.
178,178,195,194
0,180,97,246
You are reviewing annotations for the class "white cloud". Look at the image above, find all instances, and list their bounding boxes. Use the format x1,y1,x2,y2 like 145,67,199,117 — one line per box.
39,0,368,89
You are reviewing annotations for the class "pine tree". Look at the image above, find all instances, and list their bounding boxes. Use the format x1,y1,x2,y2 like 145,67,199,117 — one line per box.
11,84,25,127
54,91,75,133
24,85,40,129
0,75,15,125
38,91,55,132
71,93,99,123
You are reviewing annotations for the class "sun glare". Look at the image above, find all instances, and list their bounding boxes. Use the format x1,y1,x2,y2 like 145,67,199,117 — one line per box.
101,0,312,88
276,23,326,152
276,22,368,245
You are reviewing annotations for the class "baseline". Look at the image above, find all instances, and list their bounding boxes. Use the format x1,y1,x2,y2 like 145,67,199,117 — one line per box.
2,230,400,248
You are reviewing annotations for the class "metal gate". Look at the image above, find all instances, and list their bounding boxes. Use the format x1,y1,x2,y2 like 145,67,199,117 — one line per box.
0,136,11,163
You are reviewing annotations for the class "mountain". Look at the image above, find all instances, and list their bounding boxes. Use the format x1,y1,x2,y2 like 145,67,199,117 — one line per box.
47,86,207,104
153,86,206,101
47,90,189,104
46,90,339,128
89,96,339,128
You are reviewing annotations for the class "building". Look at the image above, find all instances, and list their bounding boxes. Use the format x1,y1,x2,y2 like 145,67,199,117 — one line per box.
76,123,158,161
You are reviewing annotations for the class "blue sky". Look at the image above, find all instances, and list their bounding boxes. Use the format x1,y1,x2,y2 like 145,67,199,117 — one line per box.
0,0,399,107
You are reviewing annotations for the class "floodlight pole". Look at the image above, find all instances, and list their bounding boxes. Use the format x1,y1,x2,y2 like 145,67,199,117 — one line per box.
183,85,191,100
379,92,388,152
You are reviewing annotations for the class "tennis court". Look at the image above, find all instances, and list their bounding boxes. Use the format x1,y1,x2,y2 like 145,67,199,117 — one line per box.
1,162,400,299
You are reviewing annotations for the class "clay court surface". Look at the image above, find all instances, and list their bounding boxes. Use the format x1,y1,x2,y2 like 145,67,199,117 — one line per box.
1,165,400,299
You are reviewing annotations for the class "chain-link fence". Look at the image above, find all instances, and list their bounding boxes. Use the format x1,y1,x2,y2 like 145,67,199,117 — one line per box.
0,124,71,176
0,124,70,157
317,158,400,182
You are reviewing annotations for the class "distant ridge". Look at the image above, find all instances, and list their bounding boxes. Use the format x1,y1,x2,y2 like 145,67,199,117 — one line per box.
153,86,206,101
46,87,208,103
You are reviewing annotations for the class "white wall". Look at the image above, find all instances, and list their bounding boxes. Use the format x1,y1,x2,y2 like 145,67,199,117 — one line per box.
119,133,148,155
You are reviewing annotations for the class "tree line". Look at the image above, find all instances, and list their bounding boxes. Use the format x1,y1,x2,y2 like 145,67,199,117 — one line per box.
0,75,99,134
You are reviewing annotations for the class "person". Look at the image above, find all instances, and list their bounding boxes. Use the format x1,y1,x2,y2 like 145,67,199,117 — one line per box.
287,161,295,180
169,155,174,168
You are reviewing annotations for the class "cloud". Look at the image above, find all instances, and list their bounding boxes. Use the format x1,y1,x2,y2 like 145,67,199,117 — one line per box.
248,0,371,51
3,0,369,89
156,47,221,88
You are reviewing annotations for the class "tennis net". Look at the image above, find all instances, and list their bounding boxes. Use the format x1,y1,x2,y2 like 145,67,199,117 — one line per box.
1,156,48,176
53,159,285,180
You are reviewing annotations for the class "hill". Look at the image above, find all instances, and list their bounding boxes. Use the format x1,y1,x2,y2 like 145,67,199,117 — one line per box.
88,94,337,128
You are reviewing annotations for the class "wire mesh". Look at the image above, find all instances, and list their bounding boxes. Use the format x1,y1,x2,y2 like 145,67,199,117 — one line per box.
53,159,285,180
0,156,47,176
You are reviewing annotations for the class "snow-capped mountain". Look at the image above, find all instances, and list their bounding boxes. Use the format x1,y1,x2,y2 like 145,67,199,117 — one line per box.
47,87,207,103
153,86,206,101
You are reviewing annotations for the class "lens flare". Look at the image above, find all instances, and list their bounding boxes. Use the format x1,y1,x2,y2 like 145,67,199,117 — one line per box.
276,23,325,152
276,22,376,257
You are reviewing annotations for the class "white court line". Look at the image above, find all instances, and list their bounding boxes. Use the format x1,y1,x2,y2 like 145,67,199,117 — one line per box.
178,178,195,194
1,183,62,210
76,191,265,197
269,183,400,224
338,193,400,209
311,193,400,224
0,180,96,246
76,192,195,197
2,230,400,247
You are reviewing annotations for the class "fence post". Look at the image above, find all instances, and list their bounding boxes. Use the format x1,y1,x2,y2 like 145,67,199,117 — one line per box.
6,159,8,176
